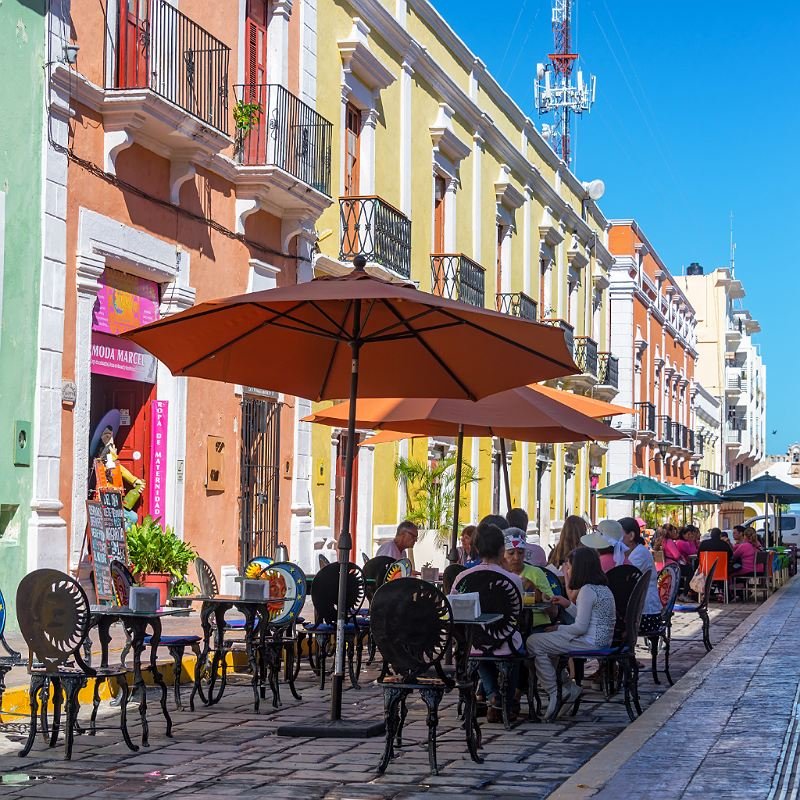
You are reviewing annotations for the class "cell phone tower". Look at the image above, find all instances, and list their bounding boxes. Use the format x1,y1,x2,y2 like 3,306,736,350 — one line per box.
534,0,596,167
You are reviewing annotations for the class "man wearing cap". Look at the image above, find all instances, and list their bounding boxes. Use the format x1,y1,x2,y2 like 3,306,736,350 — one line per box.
580,519,629,572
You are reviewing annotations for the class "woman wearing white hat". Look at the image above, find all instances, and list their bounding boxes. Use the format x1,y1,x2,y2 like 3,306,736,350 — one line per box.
580,519,629,572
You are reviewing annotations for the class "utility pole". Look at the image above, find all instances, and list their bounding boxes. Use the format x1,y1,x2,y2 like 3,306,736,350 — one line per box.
534,0,595,167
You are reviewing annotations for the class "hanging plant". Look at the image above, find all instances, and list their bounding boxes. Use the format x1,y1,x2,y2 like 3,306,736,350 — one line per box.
233,100,262,132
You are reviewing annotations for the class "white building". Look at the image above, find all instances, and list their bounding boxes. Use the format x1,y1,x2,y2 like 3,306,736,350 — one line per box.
677,265,766,489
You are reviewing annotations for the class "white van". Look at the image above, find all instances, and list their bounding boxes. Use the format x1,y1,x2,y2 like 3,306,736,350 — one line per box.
746,513,800,547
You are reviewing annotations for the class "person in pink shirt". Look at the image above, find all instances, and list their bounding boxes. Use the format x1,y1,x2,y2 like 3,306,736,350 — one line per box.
733,528,764,575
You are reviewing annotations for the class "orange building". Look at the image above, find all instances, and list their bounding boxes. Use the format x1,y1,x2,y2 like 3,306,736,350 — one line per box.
606,221,702,515
36,1,333,586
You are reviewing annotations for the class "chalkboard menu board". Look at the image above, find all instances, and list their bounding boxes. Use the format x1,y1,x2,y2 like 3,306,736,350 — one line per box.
86,489,129,601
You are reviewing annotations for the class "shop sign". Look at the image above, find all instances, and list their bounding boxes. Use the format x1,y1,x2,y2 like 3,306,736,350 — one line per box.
149,400,169,521
93,269,160,335
90,331,157,384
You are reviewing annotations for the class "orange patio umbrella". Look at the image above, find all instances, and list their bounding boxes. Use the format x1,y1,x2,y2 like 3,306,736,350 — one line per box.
304,386,628,561
124,258,575,732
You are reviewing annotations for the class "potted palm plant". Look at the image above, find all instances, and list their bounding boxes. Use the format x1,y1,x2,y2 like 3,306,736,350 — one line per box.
126,516,198,606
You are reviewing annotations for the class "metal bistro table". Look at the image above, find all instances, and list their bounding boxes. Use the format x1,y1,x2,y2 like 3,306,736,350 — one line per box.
189,595,278,713
88,605,189,746
450,612,504,763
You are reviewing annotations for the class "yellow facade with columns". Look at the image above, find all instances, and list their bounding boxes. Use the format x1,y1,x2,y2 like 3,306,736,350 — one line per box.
307,0,618,562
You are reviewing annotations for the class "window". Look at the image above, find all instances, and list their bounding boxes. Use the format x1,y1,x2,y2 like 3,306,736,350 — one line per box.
496,224,506,296
433,176,446,253
344,103,361,197
245,0,268,86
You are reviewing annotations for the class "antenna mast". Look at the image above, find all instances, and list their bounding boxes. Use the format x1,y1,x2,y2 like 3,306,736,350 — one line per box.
534,0,595,166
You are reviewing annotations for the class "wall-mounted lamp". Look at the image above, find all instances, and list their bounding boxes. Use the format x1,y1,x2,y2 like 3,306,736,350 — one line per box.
657,440,669,459
63,44,80,65
690,461,701,480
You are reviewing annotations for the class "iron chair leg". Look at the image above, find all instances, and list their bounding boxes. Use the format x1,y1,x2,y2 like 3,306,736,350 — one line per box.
420,687,445,776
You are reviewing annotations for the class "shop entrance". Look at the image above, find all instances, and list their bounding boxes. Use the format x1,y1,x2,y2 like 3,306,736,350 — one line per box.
89,375,155,519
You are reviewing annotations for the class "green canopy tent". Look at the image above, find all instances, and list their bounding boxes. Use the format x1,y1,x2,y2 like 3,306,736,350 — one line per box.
596,476,684,519
722,474,800,547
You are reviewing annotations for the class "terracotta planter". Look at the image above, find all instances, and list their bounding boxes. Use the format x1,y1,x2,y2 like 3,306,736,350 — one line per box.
140,572,171,607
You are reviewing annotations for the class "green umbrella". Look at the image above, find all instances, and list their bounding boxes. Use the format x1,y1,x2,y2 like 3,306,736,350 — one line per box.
722,474,800,547
596,476,685,501
670,484,724,504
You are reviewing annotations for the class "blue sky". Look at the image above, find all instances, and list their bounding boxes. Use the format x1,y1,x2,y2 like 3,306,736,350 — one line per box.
435,0,800,454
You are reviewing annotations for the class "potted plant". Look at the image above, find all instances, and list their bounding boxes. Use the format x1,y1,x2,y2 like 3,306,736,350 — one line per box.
233,99,262,162
420,562,440,583
126,516,198,607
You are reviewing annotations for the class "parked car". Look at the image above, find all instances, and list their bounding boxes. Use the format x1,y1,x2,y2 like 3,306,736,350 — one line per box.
746,513,800,547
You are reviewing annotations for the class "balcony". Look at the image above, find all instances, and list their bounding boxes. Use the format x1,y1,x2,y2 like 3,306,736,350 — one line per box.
431,254,486,308
699,469,723,492
234,84,332,197
496,292,537,321
725,423,744,447
541,319,575,357
340,197,412,279
104,0,232,168
597,353,618,388
635,402,656,437
657,415,673,448
574,337,599,377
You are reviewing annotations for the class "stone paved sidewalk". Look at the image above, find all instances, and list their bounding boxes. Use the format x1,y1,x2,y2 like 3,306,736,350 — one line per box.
552,575,800,799
0,599,756,799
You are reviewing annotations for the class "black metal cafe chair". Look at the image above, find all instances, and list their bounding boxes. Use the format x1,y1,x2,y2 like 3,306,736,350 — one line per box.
16,569,138,759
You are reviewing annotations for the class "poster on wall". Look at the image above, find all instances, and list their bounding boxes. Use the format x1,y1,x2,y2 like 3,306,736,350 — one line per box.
149,400,169,521
93,269,160,335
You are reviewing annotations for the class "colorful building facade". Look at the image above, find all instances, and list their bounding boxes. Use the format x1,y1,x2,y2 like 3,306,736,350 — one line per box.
303,0,619,566
37,0,334,586
606,221,701,518
0,0,47,623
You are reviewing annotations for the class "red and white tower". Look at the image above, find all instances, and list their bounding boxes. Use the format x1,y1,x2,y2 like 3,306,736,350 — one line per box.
534,0,595,167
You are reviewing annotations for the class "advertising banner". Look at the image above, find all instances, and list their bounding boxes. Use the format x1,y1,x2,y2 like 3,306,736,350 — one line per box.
149,400,169,522
92,269,160,335
90,331,157,383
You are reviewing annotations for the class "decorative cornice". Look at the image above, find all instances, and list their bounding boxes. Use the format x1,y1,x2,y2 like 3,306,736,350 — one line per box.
430,103,471,165
338,18,396,91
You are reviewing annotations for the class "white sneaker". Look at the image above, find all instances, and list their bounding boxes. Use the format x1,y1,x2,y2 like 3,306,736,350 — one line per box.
544,692,559,720
561,682,582,714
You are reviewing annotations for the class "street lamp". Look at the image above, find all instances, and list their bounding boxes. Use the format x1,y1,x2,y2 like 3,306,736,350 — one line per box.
690,461,701,482
657,440,669,459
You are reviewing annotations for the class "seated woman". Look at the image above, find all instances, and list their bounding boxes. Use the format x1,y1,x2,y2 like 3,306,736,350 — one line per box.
526,547,616,719
663,524,695,591
454,524,523,723
619,517,662,634
733,529,764,576
457,524,477,566
503,528,557,631
547,515,588,577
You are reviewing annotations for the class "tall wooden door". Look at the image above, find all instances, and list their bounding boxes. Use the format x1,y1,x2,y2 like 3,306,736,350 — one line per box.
94,377,154,517
334,432,359,563
242,0,268,165
341,104,363,258
117,0,150,89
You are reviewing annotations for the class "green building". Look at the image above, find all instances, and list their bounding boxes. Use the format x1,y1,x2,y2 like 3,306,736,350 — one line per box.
0,0,47,627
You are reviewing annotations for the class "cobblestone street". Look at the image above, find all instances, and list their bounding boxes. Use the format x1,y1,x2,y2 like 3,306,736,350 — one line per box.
0,599,755,800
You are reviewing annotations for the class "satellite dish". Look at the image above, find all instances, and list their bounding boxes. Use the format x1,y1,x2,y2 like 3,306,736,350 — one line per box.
582,179,605,201
536,62,546,80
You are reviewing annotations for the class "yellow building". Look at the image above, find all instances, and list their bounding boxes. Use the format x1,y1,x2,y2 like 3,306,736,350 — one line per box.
301,0,619,565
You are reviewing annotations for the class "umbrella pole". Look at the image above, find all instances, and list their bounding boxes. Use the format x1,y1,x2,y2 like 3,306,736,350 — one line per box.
448,425,465,564
500,438,512,513
331,323,361,723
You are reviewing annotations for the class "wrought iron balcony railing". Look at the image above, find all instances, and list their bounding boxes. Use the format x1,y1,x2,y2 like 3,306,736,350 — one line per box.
340,196,411,278
110,0,231,134
597,353,619,388
541,318,575,356
699,469,723,492
657,415,673,446
574,337,598,377
431,253,486,308
495,292,537,321
234,84,332,195
635,401,656,434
